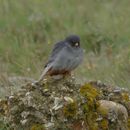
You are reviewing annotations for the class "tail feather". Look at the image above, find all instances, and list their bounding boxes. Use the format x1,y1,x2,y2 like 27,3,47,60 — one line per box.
38,65,51,82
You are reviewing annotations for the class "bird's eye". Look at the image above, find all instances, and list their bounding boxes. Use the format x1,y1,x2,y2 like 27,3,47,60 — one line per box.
75,42,79,47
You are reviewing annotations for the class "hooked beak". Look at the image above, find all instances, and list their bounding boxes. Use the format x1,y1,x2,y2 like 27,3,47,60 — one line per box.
75,42,79,47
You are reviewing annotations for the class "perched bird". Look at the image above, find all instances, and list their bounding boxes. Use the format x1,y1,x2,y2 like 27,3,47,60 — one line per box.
38,35,83,82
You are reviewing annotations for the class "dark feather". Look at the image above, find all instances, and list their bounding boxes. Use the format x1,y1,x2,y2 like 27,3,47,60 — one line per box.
44,41,66,67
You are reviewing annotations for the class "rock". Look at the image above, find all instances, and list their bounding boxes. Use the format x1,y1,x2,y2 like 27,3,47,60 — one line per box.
0,79,130,130
97,100,128,130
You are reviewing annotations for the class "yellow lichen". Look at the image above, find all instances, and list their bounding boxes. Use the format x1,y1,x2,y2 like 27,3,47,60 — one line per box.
80,83,100,99
63,101,77,119
80,83,101,130
121,92,130,102
99,119,109,130
31,124,45,130
0,100,8,116
128,118,130,129
80,83,100,112
97,105,109,117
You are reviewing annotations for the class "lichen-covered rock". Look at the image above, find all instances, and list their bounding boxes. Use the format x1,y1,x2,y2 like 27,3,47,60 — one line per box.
0,78,130,130
97,100,128,130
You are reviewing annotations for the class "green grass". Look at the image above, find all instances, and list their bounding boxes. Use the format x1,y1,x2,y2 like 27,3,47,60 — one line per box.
0,0,130,96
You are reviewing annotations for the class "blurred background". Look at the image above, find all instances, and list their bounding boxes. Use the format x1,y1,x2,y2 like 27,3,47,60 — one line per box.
0,0,130,97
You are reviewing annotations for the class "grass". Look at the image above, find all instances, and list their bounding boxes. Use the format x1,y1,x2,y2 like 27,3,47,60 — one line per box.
0,0,130,98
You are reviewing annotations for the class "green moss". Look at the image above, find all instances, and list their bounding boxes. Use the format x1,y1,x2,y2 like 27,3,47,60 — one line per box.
80,83,100,130
63,101,77,120
0,100,8,116
80,83,100,99
31,124,45,130
128,118,130,129
97,105,108,117
98,119,109,130
121,92,130,102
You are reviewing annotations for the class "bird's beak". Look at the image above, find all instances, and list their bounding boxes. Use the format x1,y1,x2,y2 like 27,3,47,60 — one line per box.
75,43,79,47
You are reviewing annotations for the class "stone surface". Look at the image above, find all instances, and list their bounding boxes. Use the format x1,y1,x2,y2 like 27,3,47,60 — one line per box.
0,78,130,130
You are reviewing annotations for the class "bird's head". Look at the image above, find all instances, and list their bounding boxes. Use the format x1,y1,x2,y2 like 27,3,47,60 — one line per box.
65,35,80,47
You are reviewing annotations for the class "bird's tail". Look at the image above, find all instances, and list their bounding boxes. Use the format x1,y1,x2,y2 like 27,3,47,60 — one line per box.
37,65,51,82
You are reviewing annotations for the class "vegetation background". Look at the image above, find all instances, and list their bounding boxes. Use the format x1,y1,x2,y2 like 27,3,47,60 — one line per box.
0,0,130,98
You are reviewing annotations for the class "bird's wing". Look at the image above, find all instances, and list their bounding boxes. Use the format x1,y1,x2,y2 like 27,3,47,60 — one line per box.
38,41,66,82
44,41,66,67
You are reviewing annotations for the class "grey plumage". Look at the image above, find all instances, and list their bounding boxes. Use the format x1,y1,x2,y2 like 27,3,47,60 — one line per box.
38,35,83,82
